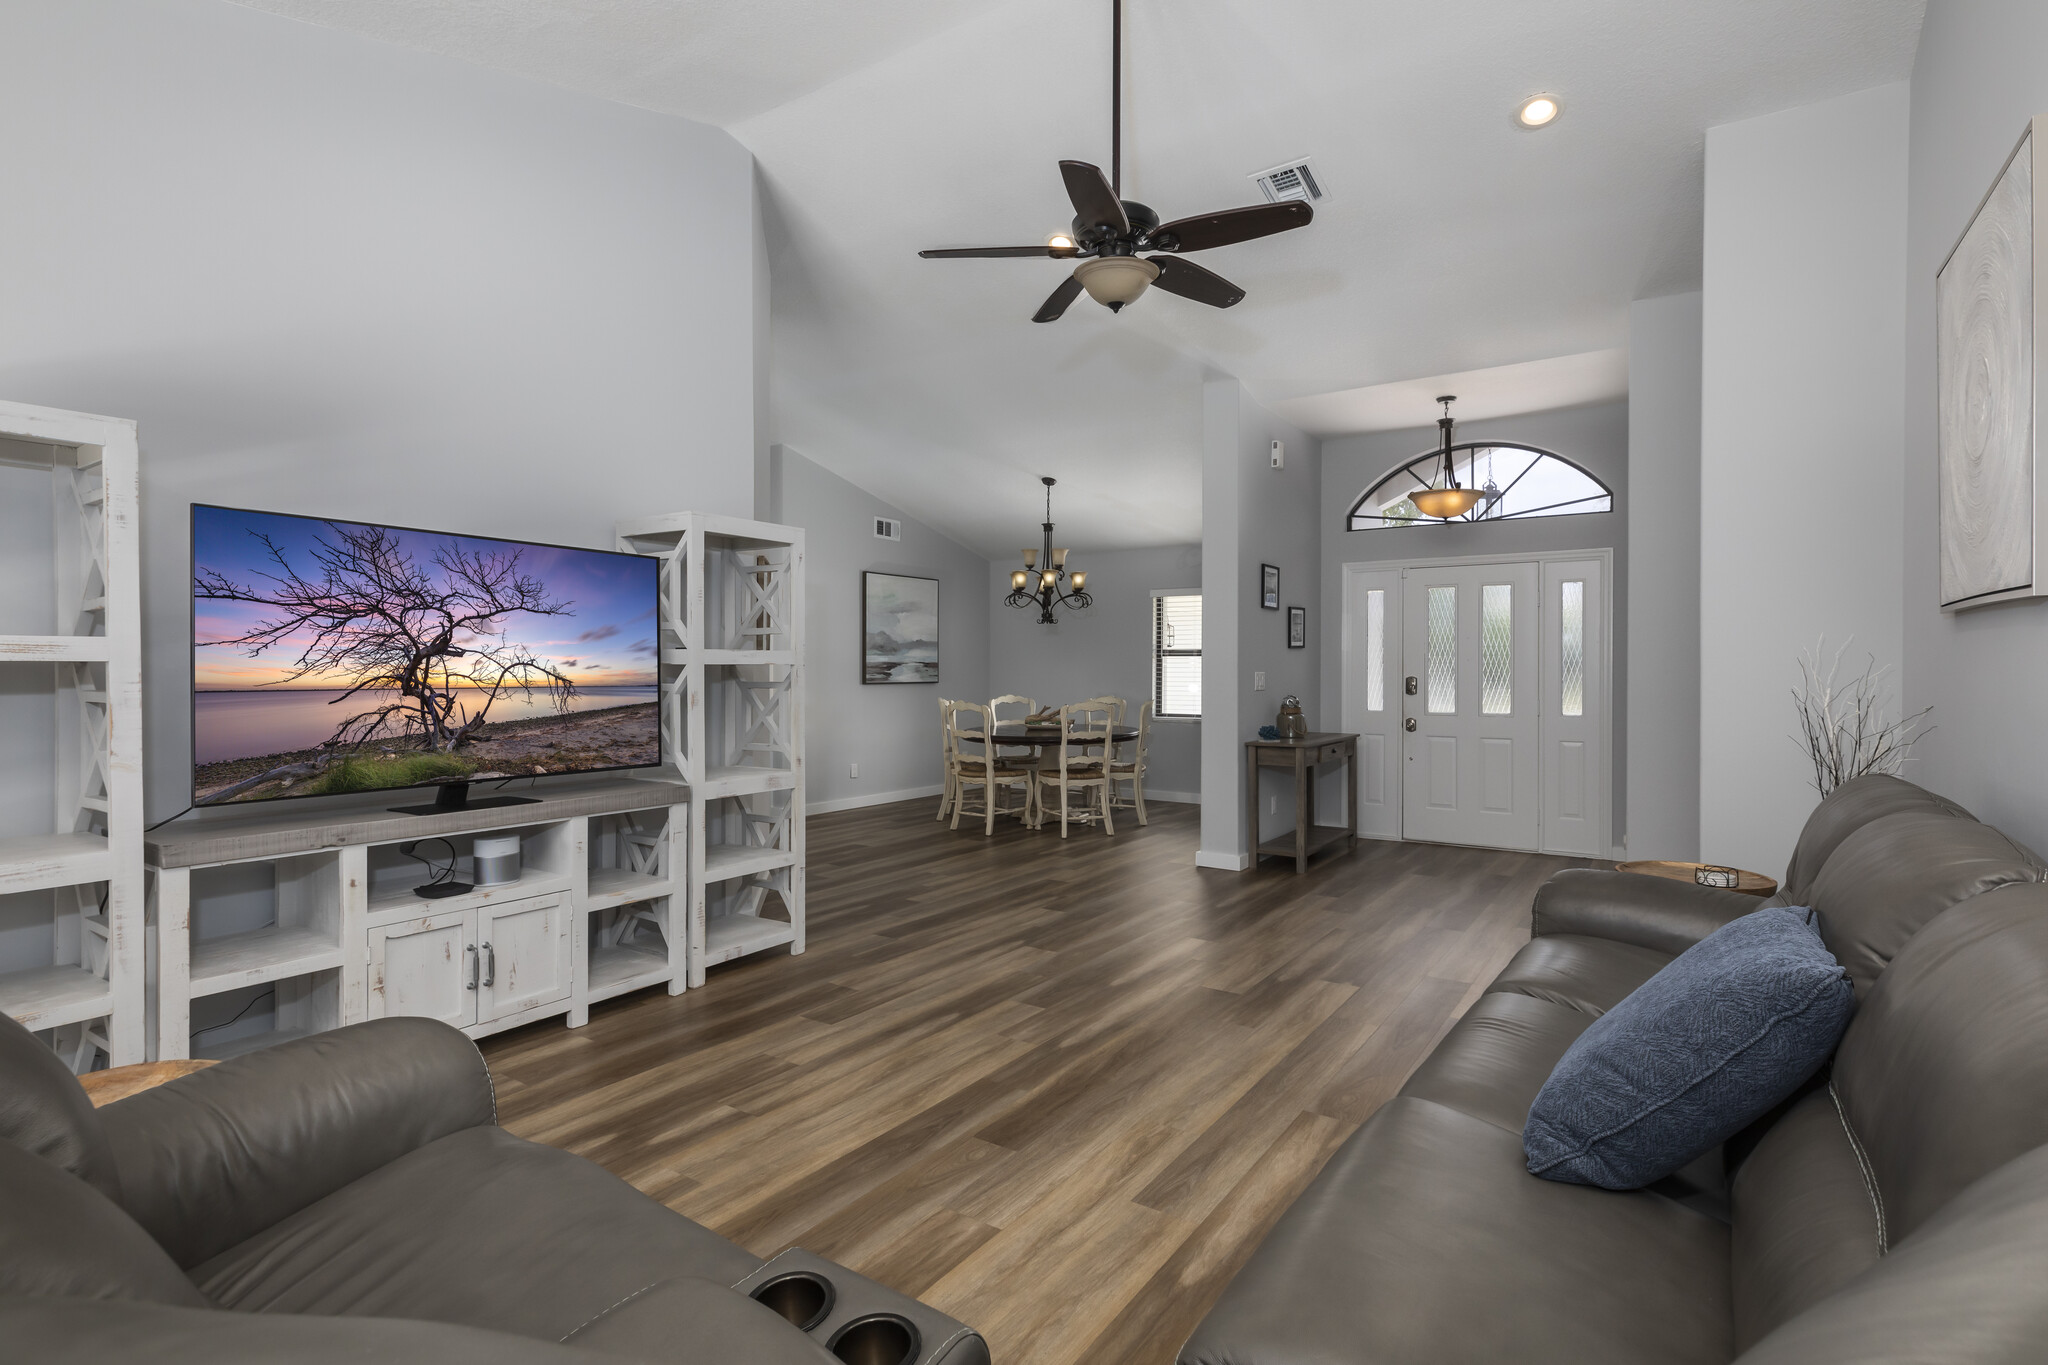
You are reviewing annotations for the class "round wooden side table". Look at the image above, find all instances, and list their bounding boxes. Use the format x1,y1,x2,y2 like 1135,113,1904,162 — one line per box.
1613,860,1777,898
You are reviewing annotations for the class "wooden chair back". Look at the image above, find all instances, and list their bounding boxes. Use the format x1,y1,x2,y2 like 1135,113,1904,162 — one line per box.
951,701,997,773
1055,701,1114,778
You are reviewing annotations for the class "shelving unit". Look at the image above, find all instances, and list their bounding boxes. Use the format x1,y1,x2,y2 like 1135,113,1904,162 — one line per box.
147,777,688,1057
0,402,144,1070
617,513,804,987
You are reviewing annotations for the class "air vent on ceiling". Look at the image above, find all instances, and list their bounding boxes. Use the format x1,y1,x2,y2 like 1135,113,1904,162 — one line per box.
1250,158,1325,204
873,516,902,542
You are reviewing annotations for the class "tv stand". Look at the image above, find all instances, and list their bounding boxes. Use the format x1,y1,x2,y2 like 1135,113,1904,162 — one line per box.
389,780,541,818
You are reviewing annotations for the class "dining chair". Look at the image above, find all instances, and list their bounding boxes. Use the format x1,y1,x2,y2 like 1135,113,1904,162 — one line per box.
1078,695,1126,761
949,701,1035,835
936,697,959,821
1108,699,1152,826
1034,700,1115,838
988,692,1042,773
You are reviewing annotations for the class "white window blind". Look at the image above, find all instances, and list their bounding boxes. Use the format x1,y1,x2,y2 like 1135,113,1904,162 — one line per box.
1154,593,1202,718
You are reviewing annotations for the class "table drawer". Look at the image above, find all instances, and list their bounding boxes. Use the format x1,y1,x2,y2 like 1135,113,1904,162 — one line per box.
1315,741,1351,766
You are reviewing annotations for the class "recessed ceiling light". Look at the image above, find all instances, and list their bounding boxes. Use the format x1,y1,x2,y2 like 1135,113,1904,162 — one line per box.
1517,94,1560,129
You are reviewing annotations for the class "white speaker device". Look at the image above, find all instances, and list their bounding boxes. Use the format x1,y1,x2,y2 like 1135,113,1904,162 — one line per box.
472,834,522,887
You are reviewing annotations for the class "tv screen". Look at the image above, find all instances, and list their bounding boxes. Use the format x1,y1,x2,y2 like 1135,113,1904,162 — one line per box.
193,505,661,807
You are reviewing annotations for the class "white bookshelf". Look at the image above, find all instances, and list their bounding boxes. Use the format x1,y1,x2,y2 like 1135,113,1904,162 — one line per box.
616,513,804,987
0,402,144,1070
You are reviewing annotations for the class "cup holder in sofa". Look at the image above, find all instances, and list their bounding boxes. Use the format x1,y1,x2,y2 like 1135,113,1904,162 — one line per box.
750,1270,835,1333
827,1313,922,1365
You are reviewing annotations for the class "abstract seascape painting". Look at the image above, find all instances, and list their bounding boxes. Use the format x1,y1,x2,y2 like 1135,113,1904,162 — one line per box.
863,572,939,684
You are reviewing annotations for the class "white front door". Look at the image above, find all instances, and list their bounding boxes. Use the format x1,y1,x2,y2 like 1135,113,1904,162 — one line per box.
1541,558,1609,856
1401,563,1542,850
1342,569,1404,839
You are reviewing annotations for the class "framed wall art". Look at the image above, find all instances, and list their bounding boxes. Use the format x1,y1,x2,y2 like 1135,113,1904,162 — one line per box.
1939,115,2048,610
1287,605,1306,648
863,571,939,683
1261,563,1280,610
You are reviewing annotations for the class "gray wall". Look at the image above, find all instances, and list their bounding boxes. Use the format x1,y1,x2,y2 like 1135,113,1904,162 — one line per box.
1318,399,1630,850
1700,84,1908,876
1900,3,2048,850
986,544,1204,800
1627,293,1704,860
0,0,762,826
771,448,990,812
1200,379,1321,866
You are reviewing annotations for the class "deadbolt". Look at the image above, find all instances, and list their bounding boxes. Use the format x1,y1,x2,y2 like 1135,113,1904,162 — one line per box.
1405,676,1419,696
1404,717,1418,732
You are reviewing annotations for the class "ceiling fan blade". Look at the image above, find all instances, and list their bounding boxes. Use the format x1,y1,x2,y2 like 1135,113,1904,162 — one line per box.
1147,256,1245,309
1148,201,1312,253
1060,160,1130,238
1033,274,1084,324
920,245,1077,259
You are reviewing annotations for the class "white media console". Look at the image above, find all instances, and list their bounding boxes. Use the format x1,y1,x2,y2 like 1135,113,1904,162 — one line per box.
146,776,694,1060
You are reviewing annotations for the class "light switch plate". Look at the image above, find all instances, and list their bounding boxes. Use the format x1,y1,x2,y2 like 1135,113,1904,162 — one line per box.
849,763,858,779
1254,671,1267,691
1270,439,1285,469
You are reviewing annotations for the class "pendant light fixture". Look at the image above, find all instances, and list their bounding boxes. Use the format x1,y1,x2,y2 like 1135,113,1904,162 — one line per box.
1408,395,1487,520
1006,477,1093,624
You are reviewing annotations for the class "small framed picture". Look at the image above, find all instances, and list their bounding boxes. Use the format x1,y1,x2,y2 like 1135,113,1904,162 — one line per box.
1261,563,1280,610
1287,605,1306,648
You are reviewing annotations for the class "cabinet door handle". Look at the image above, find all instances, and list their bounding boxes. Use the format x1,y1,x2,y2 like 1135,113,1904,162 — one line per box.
482,941,496,988
466,944,478,991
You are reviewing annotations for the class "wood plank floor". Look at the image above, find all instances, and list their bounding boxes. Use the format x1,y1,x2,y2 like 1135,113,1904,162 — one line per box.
482,799,1597,1365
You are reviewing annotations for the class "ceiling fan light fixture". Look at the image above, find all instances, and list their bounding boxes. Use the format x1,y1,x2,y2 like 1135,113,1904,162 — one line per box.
1074,255,1159,310
1517,94,1561,128
1047,231,1077,251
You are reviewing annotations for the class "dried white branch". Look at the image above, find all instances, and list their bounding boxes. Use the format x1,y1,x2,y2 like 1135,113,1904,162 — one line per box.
1789,636,1933,797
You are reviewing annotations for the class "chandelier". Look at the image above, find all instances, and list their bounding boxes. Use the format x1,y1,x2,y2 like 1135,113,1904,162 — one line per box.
1007,477,1092,624
1409,395,1488,519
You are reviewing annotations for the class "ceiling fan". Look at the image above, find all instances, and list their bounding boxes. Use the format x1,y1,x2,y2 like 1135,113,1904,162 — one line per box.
918,0,1313,323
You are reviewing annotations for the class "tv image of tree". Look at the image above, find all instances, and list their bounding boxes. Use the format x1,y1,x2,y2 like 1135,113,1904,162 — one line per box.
192,507,659,804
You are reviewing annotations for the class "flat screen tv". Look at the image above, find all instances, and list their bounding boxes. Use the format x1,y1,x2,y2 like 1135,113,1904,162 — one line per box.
192,504,661,811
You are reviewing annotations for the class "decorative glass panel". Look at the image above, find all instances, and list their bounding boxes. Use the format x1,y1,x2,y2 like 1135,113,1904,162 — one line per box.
1561,580,1585,717
1365,589,1385,711
1481,584,1512,715
1426,585,1456,714
1348,444,1614,530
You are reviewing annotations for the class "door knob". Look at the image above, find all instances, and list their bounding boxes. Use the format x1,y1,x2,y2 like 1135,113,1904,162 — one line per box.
1404,718,1417,732
1405,676,1419,695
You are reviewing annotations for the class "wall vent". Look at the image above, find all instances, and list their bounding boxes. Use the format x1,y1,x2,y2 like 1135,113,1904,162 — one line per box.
873,516,902,542
1250,158,1325,204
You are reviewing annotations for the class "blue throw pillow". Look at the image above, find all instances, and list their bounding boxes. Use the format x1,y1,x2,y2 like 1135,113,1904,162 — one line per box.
1524,905,1856,1190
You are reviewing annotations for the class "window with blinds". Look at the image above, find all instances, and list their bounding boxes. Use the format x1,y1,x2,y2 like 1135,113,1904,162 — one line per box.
1153,593,1203,718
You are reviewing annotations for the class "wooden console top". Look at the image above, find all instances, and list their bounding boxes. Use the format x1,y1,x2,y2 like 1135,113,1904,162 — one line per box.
146,775,688,869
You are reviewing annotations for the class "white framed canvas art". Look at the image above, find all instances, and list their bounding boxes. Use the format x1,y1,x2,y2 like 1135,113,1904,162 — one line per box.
1939,117,2048,610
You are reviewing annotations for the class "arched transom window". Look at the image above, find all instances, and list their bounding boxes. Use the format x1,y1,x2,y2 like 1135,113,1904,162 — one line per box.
1347,443,1613,530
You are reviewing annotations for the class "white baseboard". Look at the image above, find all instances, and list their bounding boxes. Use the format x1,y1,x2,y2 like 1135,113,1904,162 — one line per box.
1195,848,1251,871
810,784,944,815
1144,789,1200,805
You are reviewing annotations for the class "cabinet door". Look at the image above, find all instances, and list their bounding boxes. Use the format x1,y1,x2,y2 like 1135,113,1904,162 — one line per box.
369,909,476,1029
477,895,572,1023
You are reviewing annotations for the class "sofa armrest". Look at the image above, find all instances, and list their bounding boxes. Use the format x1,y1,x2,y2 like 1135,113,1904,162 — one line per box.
99,1017,495,1267
1531,869,1762,956
1,1298,618,1365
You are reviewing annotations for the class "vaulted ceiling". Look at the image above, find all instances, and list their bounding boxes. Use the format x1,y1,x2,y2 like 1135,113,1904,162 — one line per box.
234,0,1924,554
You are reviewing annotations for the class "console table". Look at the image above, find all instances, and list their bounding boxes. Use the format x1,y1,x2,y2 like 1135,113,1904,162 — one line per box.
1245,733,1358,873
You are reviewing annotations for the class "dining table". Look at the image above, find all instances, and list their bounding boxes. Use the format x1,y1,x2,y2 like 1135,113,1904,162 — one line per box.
991,723,1141,749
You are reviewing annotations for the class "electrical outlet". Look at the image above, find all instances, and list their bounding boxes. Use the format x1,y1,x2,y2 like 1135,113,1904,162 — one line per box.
1254,671,1267,691
1270,439,1285,469
849,763,858,779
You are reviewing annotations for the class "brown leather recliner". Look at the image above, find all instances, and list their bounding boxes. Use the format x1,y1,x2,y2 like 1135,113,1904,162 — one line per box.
1181,775,2048,1364
0,1013,988,1364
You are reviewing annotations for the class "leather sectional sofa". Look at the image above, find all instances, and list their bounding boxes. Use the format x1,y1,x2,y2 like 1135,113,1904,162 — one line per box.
1181,774,2048,1364
0,1010,988,1364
